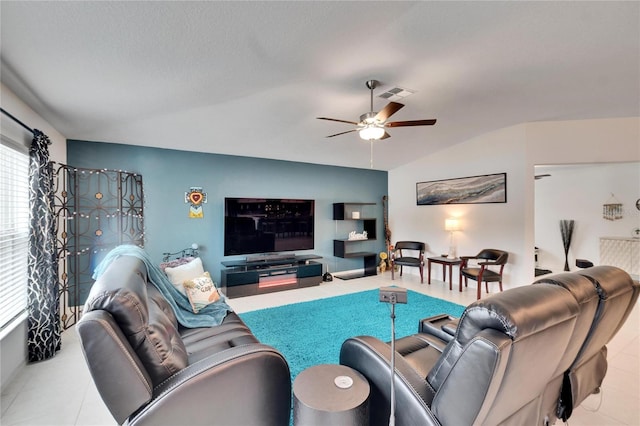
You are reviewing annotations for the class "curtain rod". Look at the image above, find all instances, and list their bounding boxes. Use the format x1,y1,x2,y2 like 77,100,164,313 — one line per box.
1,107,35,135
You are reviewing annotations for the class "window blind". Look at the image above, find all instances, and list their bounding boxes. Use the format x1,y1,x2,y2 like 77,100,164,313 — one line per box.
0,136,30,332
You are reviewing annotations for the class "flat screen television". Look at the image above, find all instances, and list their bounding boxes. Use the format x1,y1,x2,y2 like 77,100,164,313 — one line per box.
224,197,314,256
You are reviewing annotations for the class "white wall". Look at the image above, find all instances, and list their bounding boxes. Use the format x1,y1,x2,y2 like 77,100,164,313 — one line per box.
525,117,640,166
0,83,66,388
1,83,66,161
534,162,640,273
525,117,640,279
389,124,529,288
389,117,640,291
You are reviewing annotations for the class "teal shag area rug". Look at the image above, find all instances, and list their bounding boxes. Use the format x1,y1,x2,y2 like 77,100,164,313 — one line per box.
239,289,465,381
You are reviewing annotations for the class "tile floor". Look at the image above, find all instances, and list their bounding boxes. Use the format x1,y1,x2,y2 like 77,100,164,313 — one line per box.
1,271,638,425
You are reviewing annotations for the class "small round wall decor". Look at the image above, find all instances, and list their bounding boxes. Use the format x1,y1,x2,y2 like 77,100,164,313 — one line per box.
185,187,207,218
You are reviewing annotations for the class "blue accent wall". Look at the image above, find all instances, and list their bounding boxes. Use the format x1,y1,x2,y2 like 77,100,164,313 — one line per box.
67,140,388,282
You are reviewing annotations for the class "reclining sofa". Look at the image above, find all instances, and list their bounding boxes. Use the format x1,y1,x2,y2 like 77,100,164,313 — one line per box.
340,266,638,426
76,255,291,426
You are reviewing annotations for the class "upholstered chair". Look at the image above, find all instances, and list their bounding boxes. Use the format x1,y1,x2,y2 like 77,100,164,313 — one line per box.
391,241,426,283
459,248,508,299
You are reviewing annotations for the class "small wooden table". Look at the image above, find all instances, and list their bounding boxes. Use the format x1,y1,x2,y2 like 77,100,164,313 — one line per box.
293,364,369,425
427,256,462,290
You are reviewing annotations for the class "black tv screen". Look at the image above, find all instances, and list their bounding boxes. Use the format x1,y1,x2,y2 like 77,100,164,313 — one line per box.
224,198,314,256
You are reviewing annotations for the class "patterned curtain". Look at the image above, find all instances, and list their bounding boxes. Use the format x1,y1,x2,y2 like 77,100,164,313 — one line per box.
27,130,61,362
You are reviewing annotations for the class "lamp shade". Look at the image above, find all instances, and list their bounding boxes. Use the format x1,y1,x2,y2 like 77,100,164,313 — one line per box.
445,218,459,232
359,125,385,140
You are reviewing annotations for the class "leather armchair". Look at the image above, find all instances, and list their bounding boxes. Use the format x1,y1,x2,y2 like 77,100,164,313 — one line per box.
391,241,426,283
459,248,509,299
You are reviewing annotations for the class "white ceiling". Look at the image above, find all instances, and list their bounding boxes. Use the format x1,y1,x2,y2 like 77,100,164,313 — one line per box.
1,1,638,171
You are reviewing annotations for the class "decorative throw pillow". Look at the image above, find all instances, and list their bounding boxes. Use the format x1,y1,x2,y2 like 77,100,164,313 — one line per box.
159,256,195,272
165,257,205,295
183,271,220,313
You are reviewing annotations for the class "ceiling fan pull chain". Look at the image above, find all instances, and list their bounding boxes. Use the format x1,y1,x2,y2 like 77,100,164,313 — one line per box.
370,140,374,169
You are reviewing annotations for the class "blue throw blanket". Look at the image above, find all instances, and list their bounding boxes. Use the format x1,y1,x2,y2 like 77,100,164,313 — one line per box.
93,245,233,328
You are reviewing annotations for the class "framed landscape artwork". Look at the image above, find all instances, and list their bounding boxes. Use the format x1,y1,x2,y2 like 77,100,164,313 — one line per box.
416,173,507,205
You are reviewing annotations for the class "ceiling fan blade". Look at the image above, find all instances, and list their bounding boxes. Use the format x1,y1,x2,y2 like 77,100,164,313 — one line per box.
325,129,357,138
374,102,404,122
385,119,437,127
317,117,359,125
380,131,391,140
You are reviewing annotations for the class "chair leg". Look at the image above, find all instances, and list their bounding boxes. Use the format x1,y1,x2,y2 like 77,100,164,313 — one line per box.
485,282,489,293
477,281,481,300
499,280,503,292
419,266,424,283
400,266,403,277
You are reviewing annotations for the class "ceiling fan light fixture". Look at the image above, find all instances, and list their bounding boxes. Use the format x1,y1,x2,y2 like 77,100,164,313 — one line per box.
318,79,436,142
359,125,385,140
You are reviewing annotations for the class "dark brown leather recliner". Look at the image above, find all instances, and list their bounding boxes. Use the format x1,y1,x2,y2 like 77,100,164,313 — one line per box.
459,248,509,299
77,255,292,426
340,266,639,426
535,266,640,423
418,266,639,424
391,241,426,283
341,283,581,425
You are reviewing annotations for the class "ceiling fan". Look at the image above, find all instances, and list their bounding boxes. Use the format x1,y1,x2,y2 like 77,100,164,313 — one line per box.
317,80,437,140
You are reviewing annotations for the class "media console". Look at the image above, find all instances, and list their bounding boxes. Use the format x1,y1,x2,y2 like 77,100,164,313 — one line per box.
220,254,323,298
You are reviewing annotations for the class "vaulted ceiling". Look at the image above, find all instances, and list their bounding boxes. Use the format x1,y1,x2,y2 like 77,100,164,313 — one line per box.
1,1,638,170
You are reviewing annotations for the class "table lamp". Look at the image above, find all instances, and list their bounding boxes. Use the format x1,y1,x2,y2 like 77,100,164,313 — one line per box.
445,218,460,259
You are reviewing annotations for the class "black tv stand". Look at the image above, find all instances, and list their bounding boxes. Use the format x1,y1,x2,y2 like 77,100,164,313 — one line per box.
220,254,323,298
245,253,297,263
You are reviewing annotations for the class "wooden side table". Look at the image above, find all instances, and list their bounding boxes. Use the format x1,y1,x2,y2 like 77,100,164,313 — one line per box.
427,256,462,290
293,364,369,425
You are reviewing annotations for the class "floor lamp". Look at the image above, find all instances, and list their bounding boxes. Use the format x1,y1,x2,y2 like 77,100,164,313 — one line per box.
445,218,460,259
379,286,407,426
